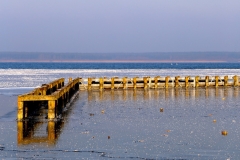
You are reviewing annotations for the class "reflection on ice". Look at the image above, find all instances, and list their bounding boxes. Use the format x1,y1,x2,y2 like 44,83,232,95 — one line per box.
17,121,63,146
86,87,239,102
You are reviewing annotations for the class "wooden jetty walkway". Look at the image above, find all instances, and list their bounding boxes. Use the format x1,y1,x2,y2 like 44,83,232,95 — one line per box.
79,75,239,90
17,75,240,121
17,78,79,121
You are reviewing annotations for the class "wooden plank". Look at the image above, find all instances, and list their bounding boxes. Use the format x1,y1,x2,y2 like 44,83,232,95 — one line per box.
18,95,56,101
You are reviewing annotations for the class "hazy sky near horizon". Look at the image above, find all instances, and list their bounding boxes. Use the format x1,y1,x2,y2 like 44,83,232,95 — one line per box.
1,1,240,53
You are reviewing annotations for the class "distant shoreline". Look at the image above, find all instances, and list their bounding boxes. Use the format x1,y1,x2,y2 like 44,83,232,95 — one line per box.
0,60,229,63
0,52,239,62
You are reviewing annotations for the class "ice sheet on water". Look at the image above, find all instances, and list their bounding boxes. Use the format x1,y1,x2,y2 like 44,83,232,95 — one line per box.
0,69,240,88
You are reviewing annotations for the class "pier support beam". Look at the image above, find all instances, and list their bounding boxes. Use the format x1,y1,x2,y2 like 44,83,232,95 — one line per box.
233,75,238,87
17,101,24,121
215,76,219,87
224,76,228,87
99,78,104,90
175,76,179,88
133,77,137,89
185,76,189,88
205,76,209,87
143,77,148,89
195,76,199,87
48,100,56,120
88,78,92,90
111,78,115,90
123,77,127,89
154,76,160,89
165,76,169,88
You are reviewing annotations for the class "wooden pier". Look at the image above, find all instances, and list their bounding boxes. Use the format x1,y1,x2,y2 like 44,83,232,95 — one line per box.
17,78,79,121
79,75,239,90
17,75,239,121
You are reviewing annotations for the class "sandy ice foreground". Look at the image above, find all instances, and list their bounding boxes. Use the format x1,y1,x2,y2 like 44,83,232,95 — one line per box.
0,88,240,159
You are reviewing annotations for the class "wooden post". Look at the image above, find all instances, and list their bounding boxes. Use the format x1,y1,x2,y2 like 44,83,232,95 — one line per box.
42,87,47,95
165,76,169,88
69,77,72,82
224,76,228,87
133,77,137,89
17,101,24,120
154,76,159,89
215,76,219,87
148,77,151,88
99,78,103,90
143,77,148,89
233,75,238,87
185,76,189,88
111,77,115,89
49,84,53,94
175,76,179,88
123,77,127,89
48,100,56,120
88,78,92,90
205,76,209,87
195,76,199,88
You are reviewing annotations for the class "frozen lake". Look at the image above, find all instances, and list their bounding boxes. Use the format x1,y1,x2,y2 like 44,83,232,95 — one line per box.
0,87,240,159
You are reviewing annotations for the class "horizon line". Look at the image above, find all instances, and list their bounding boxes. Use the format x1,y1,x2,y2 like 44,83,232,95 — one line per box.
1,51,240,53
0,60,234,63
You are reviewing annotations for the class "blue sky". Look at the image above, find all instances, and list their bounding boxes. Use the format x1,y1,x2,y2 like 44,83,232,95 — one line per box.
0,0,240,53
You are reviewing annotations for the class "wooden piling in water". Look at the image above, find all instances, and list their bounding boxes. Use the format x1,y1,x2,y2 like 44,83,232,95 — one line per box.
80,75,240,90
185,76,189,88
88,78,92,90
123,77,127,89
205,76,209,87
234,75,238,87
175,76,179,88
111,77,115,89
224,76,228,86
155,76,160,89
165,76,169,88
215,76,218,87
144,77,148,89
133,77,137,89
